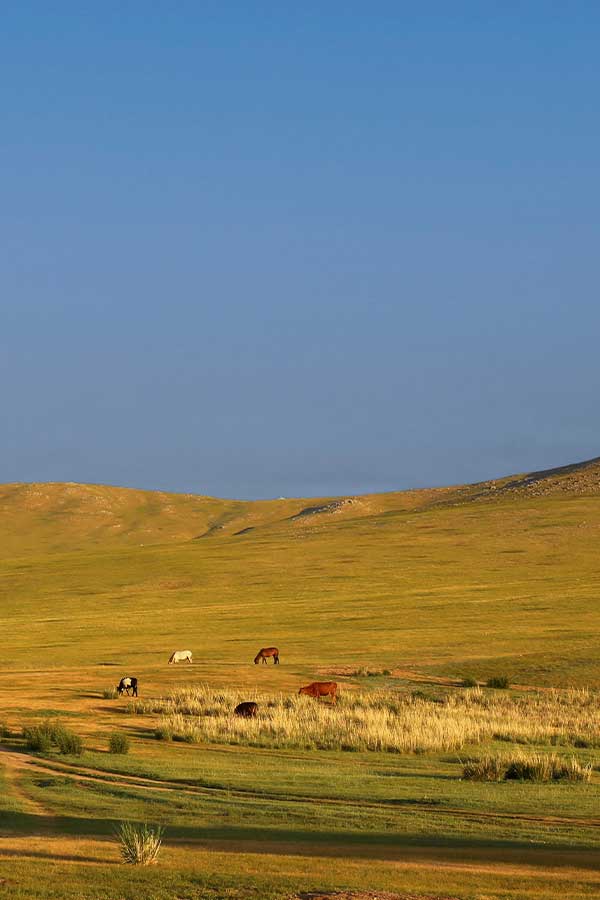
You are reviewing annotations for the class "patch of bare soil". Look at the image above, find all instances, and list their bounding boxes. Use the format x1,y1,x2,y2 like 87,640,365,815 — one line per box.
315,666,459,686
294,892,459,900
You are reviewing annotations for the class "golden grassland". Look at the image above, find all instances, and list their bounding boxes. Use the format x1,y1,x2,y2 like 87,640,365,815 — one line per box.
139,684,600,754
1,460,600,898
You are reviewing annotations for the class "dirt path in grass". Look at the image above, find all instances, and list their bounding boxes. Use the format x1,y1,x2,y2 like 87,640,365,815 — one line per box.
294,893,460,900
5,750,600,837
0,748,53,820
2,745,600,882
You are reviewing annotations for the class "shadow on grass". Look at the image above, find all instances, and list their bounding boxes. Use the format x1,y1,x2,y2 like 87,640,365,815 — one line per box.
1,810,599,870
0,846,106,864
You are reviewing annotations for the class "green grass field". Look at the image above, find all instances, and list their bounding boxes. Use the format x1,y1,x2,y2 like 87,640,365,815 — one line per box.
1,459,600,899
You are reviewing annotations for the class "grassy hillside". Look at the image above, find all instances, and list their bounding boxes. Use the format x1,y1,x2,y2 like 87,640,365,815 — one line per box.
2,457,600,684
2,454,600,556
1,458,600,900
0,478,455,557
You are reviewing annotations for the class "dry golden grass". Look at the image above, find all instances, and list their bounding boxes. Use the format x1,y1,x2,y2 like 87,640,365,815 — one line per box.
116,821,164,865
463,751,593,782
135,684,600,754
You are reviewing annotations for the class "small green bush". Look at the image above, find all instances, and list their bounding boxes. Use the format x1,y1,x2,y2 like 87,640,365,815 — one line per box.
486,675,510,689
23,725,53,753
55,727,83,756
116,822,164,865
22,720,83,756
0,721,11,738
102,687,118,700
462,676,478,688
109,733,130,755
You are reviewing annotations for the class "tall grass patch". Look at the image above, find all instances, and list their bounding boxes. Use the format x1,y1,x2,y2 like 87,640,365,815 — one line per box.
116,822,164,865
135,684,600,754
464,751,592,783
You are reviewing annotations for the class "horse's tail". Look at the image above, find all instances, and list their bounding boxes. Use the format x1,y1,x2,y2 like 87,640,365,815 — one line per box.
168,652,175,664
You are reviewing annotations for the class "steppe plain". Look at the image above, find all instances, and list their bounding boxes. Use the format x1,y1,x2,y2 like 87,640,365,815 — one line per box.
1,457,600,899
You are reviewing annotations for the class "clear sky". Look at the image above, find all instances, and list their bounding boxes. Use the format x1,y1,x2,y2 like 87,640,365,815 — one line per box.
2,3,599,498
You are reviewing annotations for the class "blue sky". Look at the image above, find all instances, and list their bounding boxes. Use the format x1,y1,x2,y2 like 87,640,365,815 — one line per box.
2,3,599,498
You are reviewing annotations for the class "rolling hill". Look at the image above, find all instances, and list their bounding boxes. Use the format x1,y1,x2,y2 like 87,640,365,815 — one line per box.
2,454,600,558
2,457,600,900
1,456,600,684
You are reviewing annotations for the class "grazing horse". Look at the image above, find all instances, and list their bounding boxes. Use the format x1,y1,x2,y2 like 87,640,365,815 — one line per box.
117,676,138,697
254,647,279,665
234,701,259,718
168,649,193,664
298,681,338,703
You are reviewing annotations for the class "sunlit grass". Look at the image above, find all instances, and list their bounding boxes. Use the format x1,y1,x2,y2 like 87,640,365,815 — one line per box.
463,752,593,782
134,684,600,753
116,821,164,865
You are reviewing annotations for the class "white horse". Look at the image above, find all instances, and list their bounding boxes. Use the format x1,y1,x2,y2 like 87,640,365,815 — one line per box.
168,649,193,664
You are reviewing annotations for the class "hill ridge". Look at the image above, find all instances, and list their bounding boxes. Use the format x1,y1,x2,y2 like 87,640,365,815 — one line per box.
2,454,600,558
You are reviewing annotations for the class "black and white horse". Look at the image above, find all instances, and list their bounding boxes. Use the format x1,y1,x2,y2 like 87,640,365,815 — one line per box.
117,676,138,697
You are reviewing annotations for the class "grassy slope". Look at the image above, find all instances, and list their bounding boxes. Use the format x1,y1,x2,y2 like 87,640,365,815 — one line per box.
2,459,600,683
2,458,600,899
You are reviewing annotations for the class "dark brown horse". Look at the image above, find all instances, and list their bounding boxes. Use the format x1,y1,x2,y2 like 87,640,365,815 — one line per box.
254,647,279,665
298,681,338,703
234,701,259,718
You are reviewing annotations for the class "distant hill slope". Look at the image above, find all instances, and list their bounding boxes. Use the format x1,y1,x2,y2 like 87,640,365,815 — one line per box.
0,480,441,558
3,456,600,686
1,455,600,558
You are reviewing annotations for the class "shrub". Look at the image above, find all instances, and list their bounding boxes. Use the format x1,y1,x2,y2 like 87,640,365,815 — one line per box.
22,720,83,756
23,724,53,753
109,733,130,755
462,755,505,781
116,822,164,865
465,752,592,783
55,727,83,756
102,687,118,700
0,721,11,738
504,752,591,783
462,676,478,688
486,675,510,689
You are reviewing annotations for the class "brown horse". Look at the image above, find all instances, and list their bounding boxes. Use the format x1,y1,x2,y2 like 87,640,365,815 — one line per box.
298,681,338,703
254,647,279,665
234,701,259,718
